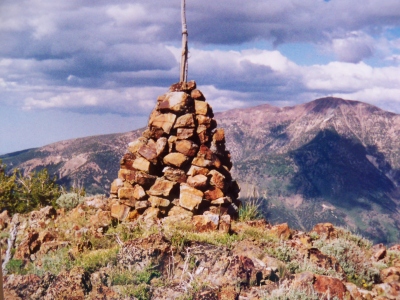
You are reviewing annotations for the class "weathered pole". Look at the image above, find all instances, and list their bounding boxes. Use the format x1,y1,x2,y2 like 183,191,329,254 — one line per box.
180,0,188,83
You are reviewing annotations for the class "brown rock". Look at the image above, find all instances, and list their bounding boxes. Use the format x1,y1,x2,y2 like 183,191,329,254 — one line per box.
195,100,209,115
193,214,219,232
141,207,161,223
373,281,400,300
204,187,225,200
118,187,138,201
150,112,177,134
135,200,150,212
147,178,177,197
191,89,205,100
208,169,226,190
156,137,168,156
175,140,199,157
197,124,210,144
174,113,195,128
163,167,187,183
211,197,232,205
344,282,363,300
167,205,193,218
163,152,188,168
177,128,195,140
169,81,196,92
138,143,158,163
308,248,343,274
187,174,208,189
313,274,348,300
118,169,157,188
270,223,292,240
212,128,225,142
110,204,130,221
148,196,171,208
380,267,400,283
196,115,212,128
179,184,204,211
219,214,231,233
132,184,146,200
110,178,124,195
132,157,152,173
158,92,191,112
44,267,91,300
128,137,147,153
89,210,112,228
187,165,210,176
312,223,338,239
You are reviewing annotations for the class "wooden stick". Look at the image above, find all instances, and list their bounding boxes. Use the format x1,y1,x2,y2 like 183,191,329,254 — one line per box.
180,0,188,83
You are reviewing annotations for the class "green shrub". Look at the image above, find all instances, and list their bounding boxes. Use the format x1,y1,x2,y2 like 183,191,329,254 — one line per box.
238,198,263,222
6,259,26,275
76,247,119,273
56,193,84,210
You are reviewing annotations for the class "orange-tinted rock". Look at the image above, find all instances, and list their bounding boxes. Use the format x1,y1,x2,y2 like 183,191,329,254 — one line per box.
219,214,231,233
110,178,124,194
148,196,171,208
187,174,208,190
44,267,91,300
110,203,130,221
313,275,349,300
380,267,400,283
128,137,147,153
195,100,209,115
373,281,400,300
196,115,212,127
312,223,338,239
150,112,176,134
138,143,158,163
177,128,195,140
118,187,139,202
158,92,190,112
167,135,177,152
163,167,187,183
179,184,204,211
174,113,195,128
211,197,231,205
163,152,188,168
191,89,205,100
156,137,168,156
168,205,193,218
212,128,225,142
169,81,196,92
132,157,151,173
135,200,150,212
271,223,292,240
175,140,199,157
120,152,137,170
197,124,210,144
187,165,209,176
209,169,226,190
147,178,177,197
204,187,225,200
193,214,219,232
344,282,363,300
118,169,157,188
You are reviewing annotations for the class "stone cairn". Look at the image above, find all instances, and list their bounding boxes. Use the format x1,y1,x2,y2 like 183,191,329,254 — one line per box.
109,81,240,232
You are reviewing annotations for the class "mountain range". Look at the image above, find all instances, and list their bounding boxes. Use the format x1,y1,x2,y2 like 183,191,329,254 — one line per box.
2,97,400,244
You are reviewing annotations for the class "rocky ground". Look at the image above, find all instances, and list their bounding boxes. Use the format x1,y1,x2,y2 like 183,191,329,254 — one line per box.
1,196,400,299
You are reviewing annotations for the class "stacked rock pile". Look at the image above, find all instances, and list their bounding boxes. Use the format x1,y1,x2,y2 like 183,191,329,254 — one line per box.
109,81,240,232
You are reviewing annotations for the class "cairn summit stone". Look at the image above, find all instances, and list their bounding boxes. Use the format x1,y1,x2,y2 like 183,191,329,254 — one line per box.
109,81,241,232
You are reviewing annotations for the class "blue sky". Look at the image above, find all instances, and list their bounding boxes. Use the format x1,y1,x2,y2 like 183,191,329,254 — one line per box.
1,0,400,154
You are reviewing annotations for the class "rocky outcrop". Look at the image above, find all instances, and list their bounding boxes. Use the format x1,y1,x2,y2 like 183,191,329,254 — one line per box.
109,81,240,231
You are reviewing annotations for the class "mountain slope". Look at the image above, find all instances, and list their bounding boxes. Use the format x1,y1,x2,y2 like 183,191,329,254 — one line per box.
2,97,400,243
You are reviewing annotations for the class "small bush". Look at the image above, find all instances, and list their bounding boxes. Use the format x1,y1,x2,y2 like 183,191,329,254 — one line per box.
76,247,119,273
56,193,84,210
6,259,26,275
239,198,263,222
